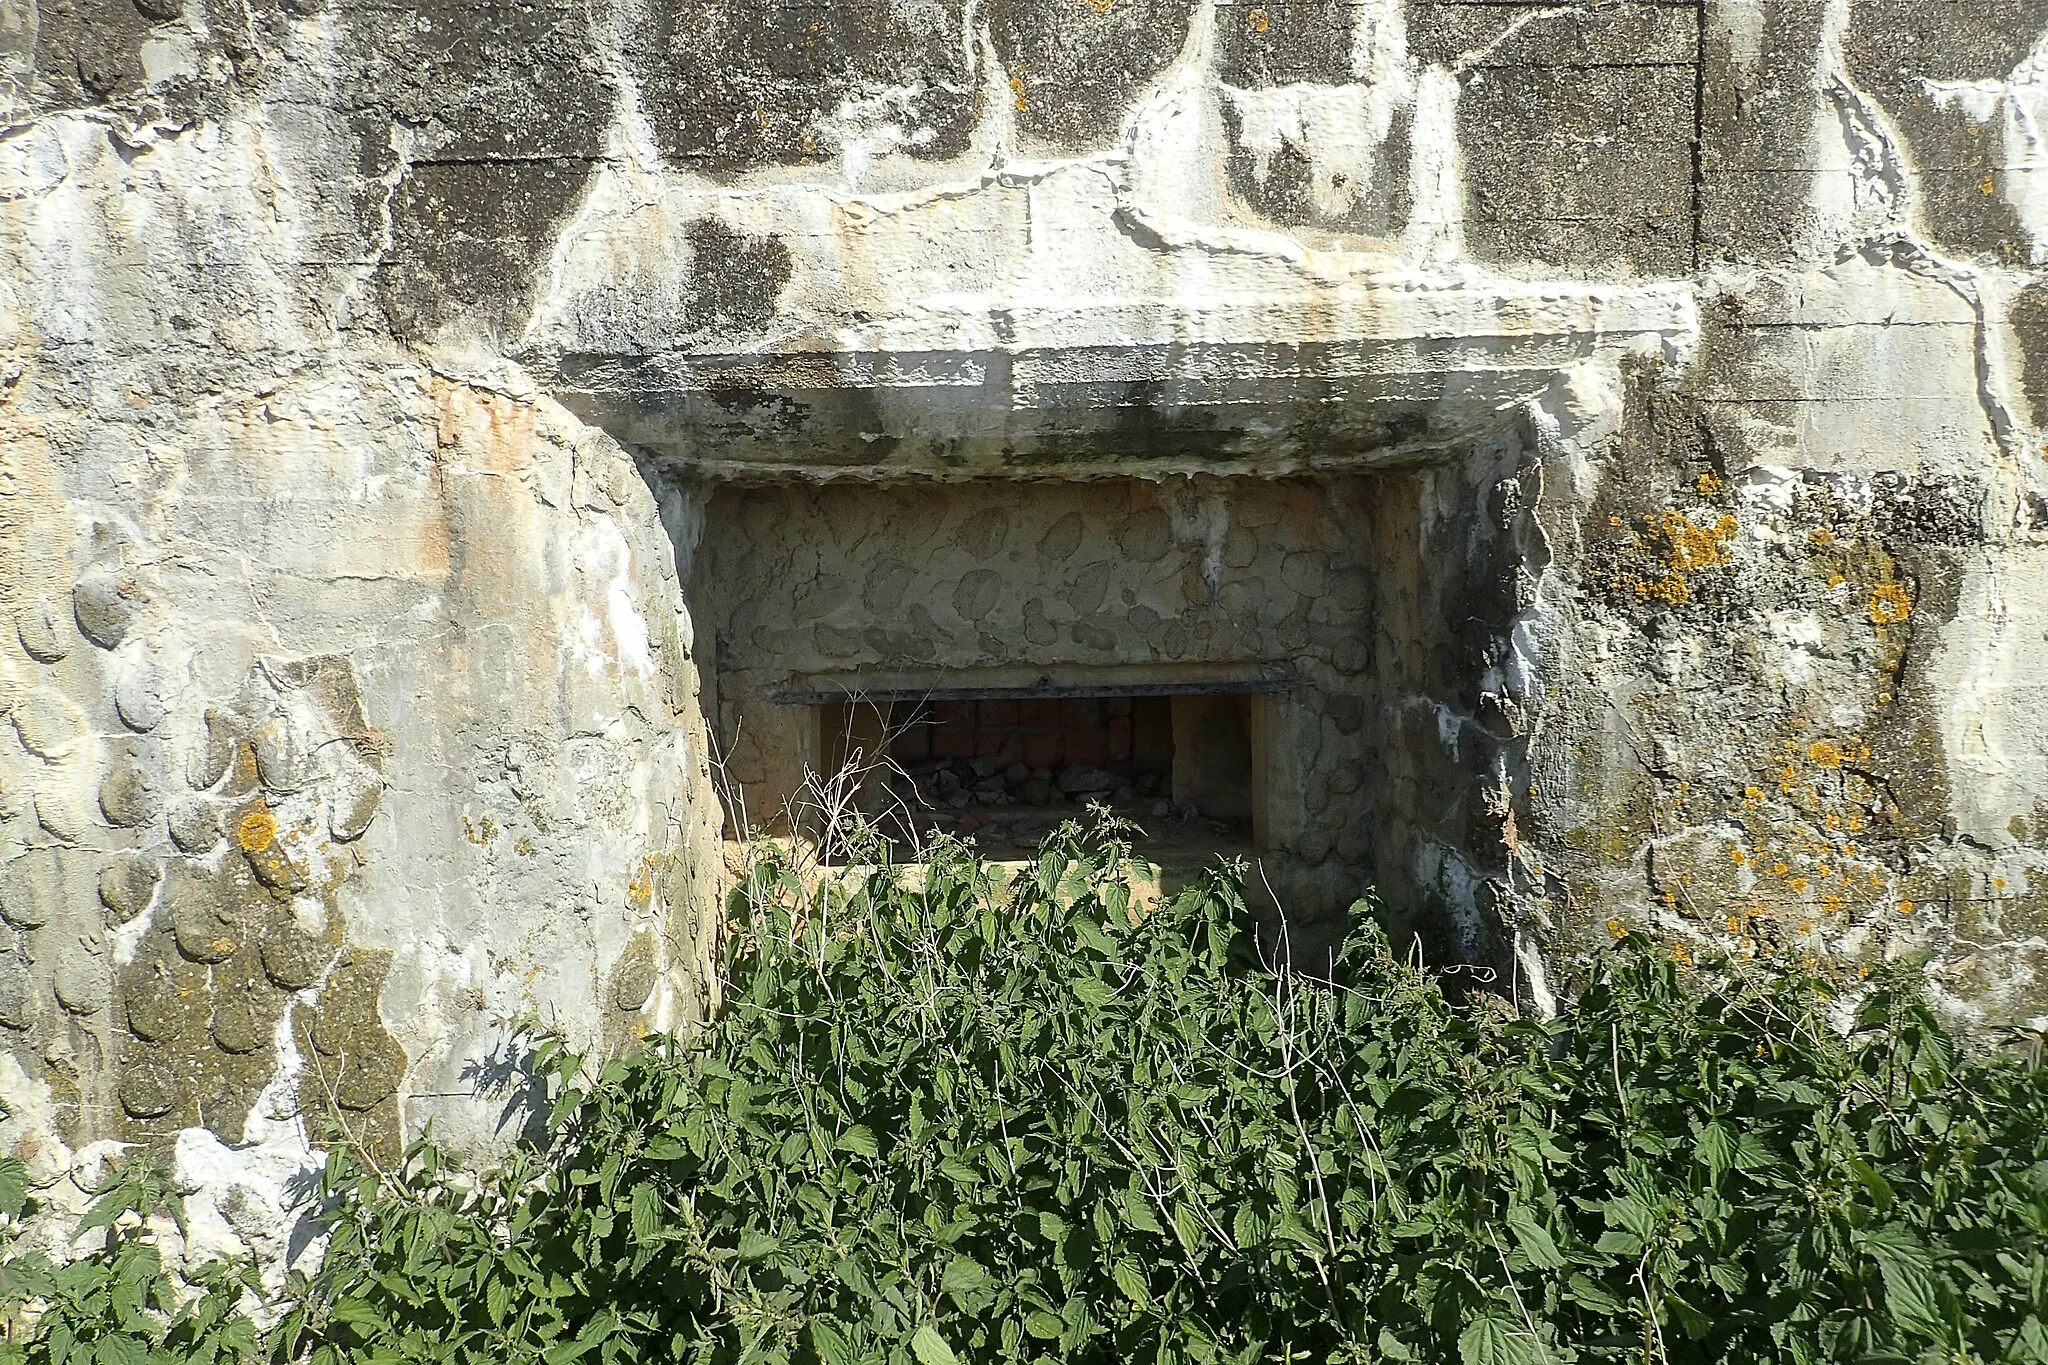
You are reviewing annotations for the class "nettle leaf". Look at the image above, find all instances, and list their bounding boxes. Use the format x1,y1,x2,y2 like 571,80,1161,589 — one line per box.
1564,1273,1627,1315
836,1126,879,1159
1604,1194,1658,1241
1504,1207,1565,1270
1458,1313,1540,1365
1862,1226,1949,1341
941,1256,993,1304
1112,1257,1151,1309
737,1229,781,1262
1695,1121,1737,1179
1123,1186,1164,1236
809,1316,856,1365
908,1322,959,1365
1071,976,1116,1009
0,1156,29,1222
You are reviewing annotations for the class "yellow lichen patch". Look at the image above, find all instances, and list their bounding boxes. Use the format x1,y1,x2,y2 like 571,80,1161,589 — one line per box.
1606,917,1627,941
1807,740,1843,768
237,809,277,853
1671,941,1693,965
1610,509,1740,604
1663,511,1739,572
1809,526,1836,548
1868,582,1913,625
1897,899,1915,917
1246,5,1269,30
1009,75,1028,112
1695,472,1725,498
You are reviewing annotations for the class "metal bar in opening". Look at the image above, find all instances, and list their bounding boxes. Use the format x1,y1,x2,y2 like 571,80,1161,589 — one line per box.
769,675,1291,705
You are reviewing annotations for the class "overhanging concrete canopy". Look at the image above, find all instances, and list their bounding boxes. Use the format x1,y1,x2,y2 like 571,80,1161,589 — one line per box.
527,167,1696,481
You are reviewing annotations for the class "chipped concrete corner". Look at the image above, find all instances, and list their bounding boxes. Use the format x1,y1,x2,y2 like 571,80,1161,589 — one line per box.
2,0,2046,1267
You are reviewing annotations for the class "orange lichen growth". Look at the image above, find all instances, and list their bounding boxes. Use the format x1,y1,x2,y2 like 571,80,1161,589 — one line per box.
1664,511,1739,571
1809,527,1836,548
1671,941,1693,965
1729,847,1746,865
1868,583,1913,625
1897,899,1915,917
1610,509,1740,604
1807,740,1843,768
1246,6,1269,30
1695,472,1725,497
237,809,277,853
1010,75,1028,111
1606,917,1627,941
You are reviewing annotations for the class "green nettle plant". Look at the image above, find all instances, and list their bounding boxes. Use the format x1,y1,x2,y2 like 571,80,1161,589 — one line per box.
5,813,2048,1363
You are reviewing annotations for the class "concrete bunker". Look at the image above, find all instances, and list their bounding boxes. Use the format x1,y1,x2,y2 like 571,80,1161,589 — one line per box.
562,295,1678,962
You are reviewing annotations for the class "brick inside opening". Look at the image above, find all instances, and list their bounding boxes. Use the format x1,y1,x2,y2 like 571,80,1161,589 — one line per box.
820,692,1265,854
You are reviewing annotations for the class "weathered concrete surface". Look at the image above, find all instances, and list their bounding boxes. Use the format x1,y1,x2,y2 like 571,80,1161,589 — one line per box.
2,0,2048,1268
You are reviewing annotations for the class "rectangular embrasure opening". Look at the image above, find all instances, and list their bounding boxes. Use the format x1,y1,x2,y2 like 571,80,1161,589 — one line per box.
817,689,1270,858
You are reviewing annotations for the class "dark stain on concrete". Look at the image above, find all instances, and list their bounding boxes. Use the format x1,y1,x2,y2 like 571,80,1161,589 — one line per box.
1844,0,2044,265
624,0,978,176
682,220,795,336
2011,282,2048,428
986,0,1199,151
1214,0,1355,87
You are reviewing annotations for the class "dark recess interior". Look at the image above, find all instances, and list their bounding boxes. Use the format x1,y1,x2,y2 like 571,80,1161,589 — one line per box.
818,691,1265,857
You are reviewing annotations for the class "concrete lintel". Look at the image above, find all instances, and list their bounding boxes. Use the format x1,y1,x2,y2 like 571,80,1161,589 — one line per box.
772,661,1293,703
545,273,1695,479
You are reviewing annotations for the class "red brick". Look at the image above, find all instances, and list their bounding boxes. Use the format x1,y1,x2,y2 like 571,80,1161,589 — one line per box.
933,728,976,758
1020,699,1061,726
933,700,975,726
977,698,1019,726
1107,697,1133,717
1024,733,1062,769
1108,716,1132,761
1065,730,1106,766
1059,697,1101,727
975,728,1007,755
